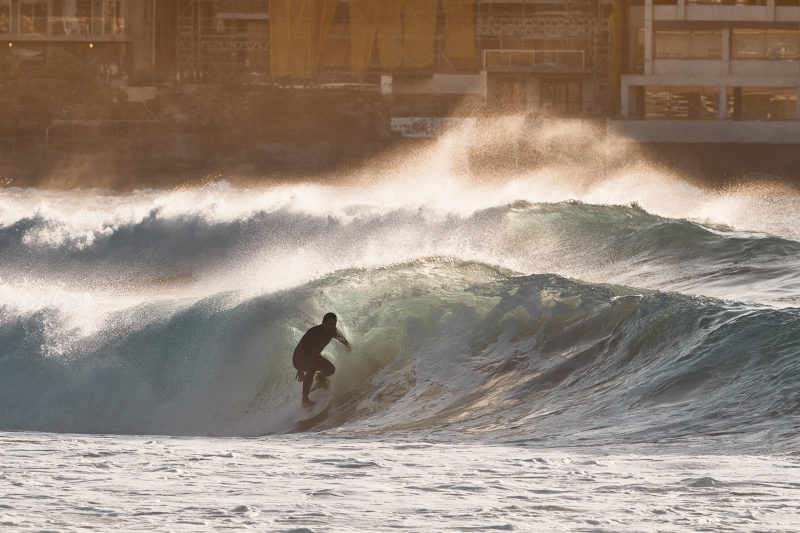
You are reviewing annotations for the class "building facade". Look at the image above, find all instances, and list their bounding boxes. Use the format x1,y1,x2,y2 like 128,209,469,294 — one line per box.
0,0,166,76
613,0,800,142
5,1,797,142
171,0,615,117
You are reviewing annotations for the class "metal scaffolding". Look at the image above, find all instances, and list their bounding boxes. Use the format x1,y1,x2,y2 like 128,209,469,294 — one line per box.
176,0,270,82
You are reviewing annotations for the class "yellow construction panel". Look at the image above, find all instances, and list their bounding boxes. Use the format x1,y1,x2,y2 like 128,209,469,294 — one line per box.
403,0,437,68
443,0,476,60
349,0,378,75
270,0,336,80
268,0,291,78
376,0,405,70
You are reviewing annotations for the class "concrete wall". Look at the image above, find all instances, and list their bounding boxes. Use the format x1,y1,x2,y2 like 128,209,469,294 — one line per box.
390,73,488,97
608,119,800,143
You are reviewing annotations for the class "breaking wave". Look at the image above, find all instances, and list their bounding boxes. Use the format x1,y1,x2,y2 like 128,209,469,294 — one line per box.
1,182,799,450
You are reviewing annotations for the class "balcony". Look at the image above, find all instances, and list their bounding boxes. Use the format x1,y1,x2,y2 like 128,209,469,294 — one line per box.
653,0,800,22
483,49,585,73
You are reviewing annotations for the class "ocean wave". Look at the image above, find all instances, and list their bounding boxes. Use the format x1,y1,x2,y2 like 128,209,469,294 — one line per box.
2,201,799,306
1,259,797,451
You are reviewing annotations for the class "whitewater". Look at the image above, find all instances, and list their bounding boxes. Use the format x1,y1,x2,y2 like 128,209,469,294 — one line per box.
2,122,800,531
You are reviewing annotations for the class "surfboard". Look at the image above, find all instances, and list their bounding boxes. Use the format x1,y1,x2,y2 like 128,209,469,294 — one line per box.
294,385,333,422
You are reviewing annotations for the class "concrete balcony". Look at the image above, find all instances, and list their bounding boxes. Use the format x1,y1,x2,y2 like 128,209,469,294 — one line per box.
650,58,800,77
608,118,800,143
653,3,800,22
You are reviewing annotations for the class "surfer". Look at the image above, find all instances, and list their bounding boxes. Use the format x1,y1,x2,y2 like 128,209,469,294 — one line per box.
293,312,350,407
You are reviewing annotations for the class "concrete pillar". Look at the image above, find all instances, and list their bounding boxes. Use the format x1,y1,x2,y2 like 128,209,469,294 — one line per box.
10,0,17,34
678,0,686,20
91,0,102,35
796,88,800,120
721,29,730,76
128,0,152,72
767,0,776,22
644,0,653,76
621,83,630,118
719,86,727,120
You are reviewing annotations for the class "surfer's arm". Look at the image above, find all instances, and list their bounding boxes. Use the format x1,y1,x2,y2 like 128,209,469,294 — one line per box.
334,329,351,351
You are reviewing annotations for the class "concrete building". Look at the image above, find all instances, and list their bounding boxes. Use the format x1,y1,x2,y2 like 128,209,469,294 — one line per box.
611,0,800,143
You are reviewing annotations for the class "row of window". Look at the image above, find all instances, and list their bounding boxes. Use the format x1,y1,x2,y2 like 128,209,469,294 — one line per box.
655,29,800,60
644,86,798,120
0,0,125,36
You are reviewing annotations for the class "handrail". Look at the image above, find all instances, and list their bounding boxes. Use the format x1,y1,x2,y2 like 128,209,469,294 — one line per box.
483,49,586,72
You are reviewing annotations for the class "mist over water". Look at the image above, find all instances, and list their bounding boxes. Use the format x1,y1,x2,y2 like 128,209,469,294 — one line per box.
1,118,799,447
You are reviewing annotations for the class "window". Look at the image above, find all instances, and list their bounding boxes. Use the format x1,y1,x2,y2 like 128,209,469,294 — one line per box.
53,0,92,36
20,0,48,34
103,0,125,35
732,29,800,60
541,79,582,115
0,0,10,34
645,86,721,119
735,88,798,120
655,30,722,59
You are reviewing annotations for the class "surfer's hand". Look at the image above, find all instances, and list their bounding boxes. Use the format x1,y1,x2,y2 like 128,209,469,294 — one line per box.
295,370,305,382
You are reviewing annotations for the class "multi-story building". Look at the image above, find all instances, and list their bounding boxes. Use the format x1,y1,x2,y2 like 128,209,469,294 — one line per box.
612,0,800,142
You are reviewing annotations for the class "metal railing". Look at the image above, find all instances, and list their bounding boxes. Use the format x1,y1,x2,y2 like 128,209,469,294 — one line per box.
483,49,585,72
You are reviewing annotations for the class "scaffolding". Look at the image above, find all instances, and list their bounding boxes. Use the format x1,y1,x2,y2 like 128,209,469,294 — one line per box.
476,0,614,113
172,0,615,111
176,0,270,83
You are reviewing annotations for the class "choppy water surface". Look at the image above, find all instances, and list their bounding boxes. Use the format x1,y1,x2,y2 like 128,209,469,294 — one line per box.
3,433,799,532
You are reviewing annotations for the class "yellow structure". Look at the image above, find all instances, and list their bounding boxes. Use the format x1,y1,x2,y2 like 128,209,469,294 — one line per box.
268,0,335,79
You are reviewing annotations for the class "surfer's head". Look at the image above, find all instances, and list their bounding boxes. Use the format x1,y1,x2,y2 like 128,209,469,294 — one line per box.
322,312,337,329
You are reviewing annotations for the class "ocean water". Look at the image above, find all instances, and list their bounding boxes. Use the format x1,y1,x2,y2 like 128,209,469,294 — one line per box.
2,136,800,530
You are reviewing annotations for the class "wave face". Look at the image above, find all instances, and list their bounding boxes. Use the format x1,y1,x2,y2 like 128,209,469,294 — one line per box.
1,182,799,450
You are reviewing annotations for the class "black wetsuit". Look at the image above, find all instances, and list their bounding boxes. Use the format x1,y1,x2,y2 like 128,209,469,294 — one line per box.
292,324,344,397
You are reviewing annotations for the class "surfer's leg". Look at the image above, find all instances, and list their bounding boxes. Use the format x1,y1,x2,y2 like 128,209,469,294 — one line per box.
312,356,335,389
302,368,315,398
314,355,335,378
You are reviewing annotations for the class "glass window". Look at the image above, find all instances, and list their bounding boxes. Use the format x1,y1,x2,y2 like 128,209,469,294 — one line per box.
656,30,722,59
541,80,582,115
103,0,125,35
690,31,722,58
765,30,800,60
732,29,800,60
20,0,48,34
738,88,797,119
52,0,93,36
0,0,10,34
656,31,690,59
645,86,721,119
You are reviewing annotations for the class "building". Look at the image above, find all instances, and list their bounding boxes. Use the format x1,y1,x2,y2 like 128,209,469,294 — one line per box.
171,0,615,118
611,0,800,143
0,0,169,78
